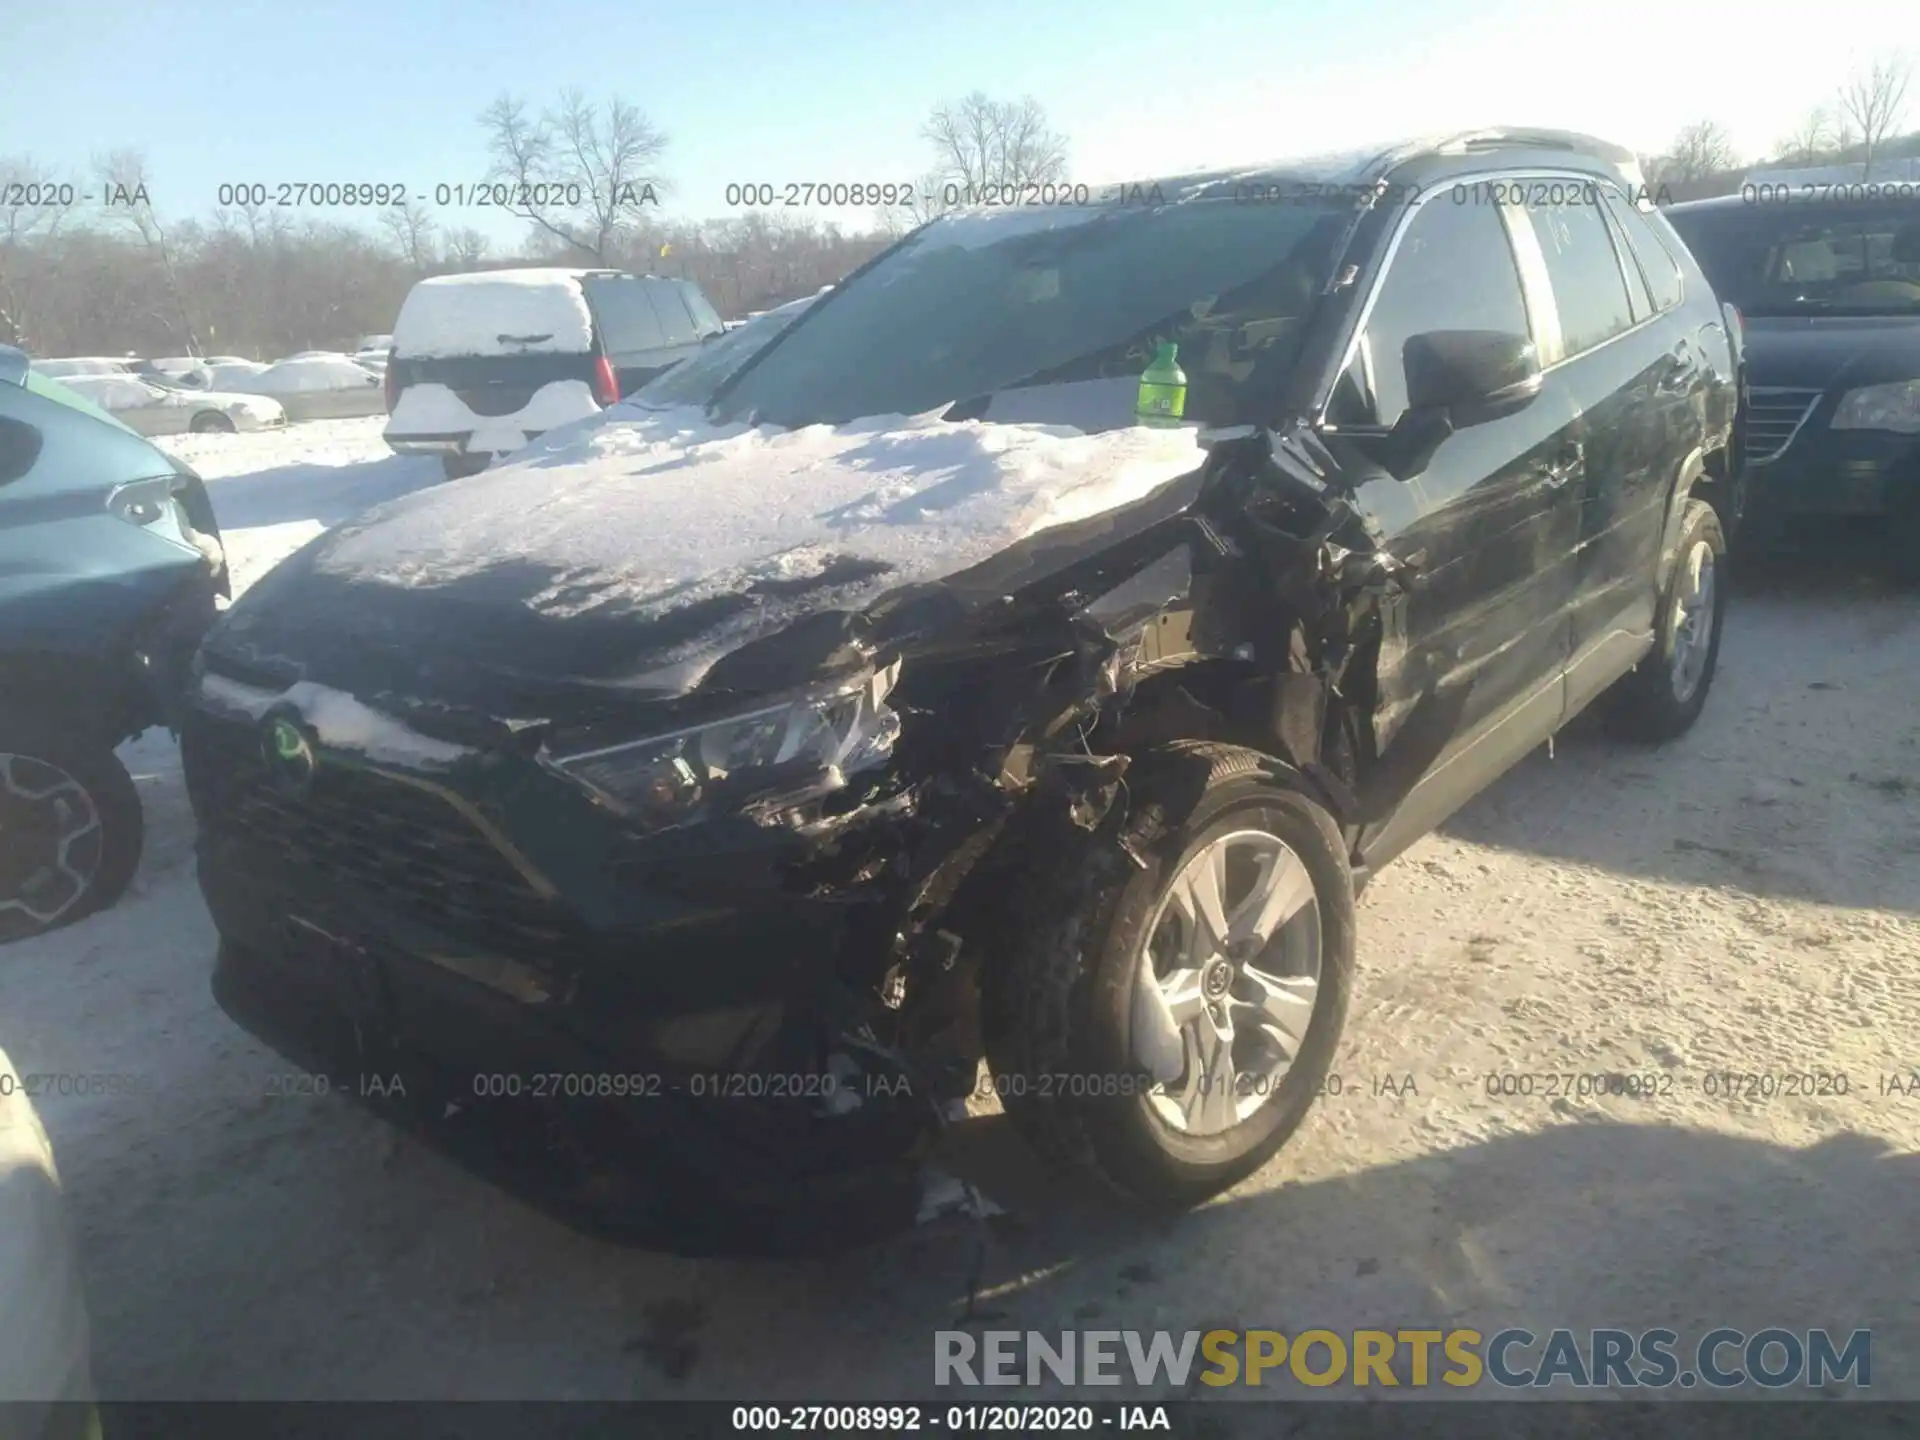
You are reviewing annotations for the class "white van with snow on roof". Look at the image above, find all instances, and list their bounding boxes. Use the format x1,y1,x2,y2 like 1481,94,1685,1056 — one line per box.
382,267,726,479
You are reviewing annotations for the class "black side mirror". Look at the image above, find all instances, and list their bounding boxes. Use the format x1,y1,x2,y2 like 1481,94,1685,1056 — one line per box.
1380,329,1541,480
0,416,45,487
1404,329,1541,423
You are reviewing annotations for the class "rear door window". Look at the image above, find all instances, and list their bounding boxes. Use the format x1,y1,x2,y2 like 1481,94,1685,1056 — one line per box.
642,280,700,347
1521,194,1638,358
676,281,726,338
581,276,668,359
1608,198,1685,312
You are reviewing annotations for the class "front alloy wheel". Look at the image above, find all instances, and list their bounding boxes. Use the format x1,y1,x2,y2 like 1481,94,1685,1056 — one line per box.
983,742,1354,1210
0,735,144,946
1133,829,1323,1135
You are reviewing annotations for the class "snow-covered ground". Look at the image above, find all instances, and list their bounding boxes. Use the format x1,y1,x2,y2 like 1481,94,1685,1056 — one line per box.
2,417,1919,1400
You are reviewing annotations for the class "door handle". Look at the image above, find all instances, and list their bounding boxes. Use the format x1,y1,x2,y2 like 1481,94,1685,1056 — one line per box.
1543,440,1584,487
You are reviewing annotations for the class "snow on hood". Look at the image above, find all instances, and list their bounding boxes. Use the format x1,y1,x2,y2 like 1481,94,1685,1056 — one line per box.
314,407,1207,630
197,675,475,768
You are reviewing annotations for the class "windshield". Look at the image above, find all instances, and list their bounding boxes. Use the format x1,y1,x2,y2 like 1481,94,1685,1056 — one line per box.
633,297,820,409
1667,203,1920,316
712,198,1353,430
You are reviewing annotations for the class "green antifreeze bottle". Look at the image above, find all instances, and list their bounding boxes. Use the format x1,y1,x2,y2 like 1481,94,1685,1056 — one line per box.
1136,341,1187,427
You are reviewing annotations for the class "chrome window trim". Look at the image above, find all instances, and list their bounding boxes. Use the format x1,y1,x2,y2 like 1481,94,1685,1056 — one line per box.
1315,168,1664,428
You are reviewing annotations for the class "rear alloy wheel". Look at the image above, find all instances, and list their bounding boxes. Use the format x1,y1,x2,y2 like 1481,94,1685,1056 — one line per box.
1890,493,1920,589
983,742,1354,1211
190,412,236,434
442,452,491,480
0,733,144,946
1602,498,1728,743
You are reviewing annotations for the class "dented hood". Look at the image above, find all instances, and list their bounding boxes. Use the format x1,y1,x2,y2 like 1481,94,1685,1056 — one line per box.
204,407,1208,721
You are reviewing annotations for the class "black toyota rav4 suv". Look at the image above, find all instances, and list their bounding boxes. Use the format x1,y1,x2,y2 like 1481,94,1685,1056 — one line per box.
181,130,1740,1249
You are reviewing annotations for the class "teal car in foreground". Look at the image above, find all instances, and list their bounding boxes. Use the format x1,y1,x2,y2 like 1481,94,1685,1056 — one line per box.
0,347,226,943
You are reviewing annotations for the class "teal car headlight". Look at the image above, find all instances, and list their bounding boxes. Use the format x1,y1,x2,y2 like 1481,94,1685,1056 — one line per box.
1831,380,1920,434
548,662,902,829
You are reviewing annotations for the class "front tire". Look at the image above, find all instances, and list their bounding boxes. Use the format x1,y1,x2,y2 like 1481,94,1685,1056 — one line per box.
0,729,144,946
189,412,235,434
1602,497,1727,744
982,742,1354,1211
442,452,490,480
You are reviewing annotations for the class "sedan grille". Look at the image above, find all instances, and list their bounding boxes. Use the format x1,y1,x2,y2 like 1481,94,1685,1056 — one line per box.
1744,387,1823,466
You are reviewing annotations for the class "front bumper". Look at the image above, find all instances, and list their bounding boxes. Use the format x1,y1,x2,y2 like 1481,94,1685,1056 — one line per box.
180,696,930,1245
1746,422,1920,519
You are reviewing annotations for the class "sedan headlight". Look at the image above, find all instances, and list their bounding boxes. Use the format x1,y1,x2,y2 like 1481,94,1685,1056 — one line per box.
1831,380,1920,434
549,663,902,829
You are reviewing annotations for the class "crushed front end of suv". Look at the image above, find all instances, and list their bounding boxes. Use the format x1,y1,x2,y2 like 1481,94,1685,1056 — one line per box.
181,130,1739,1251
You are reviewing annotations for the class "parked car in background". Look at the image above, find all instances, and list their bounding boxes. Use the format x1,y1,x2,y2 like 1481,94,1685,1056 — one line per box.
0,346,227,944
626,289,823,412
0,1045,98,1433
236,356,386,422
182,132,1738,1242
205,360,270,391
27,359,132,380
383,267,726,478
130,358,212,391
57,374,285,436
352,335,393,371
1665,192,1920,576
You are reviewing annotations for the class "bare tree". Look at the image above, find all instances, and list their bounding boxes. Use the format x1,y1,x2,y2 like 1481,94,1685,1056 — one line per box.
1653,120,1739,184
479,90,668,262
1838,55,1912,178
1774,107,1838,165
93,149,202,353
898,92,1070,225
443,226,491,267
0,156,73,346
380,200,437,271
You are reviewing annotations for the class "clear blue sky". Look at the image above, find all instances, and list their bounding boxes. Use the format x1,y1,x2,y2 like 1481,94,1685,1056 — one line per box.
5,0,1908,247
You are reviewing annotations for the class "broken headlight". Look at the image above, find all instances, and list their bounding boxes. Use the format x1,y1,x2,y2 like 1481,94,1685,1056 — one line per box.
549,662,902,829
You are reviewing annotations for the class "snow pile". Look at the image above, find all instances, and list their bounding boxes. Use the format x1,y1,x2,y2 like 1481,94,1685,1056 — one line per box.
317,406,1206,621
197,674,473,768
243,357,381,393
391,269,595,359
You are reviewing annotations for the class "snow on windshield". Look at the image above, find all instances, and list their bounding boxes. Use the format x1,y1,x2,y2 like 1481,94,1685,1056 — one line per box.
316,407,1205,627
392,269,595,358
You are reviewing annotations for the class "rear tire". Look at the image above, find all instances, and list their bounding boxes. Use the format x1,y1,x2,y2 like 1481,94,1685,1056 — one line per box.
1602,498,1728,743
1889,491,1920,589
442,453,490,480
189,413,235,434
0,729,144,946
981,742,1354,1211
